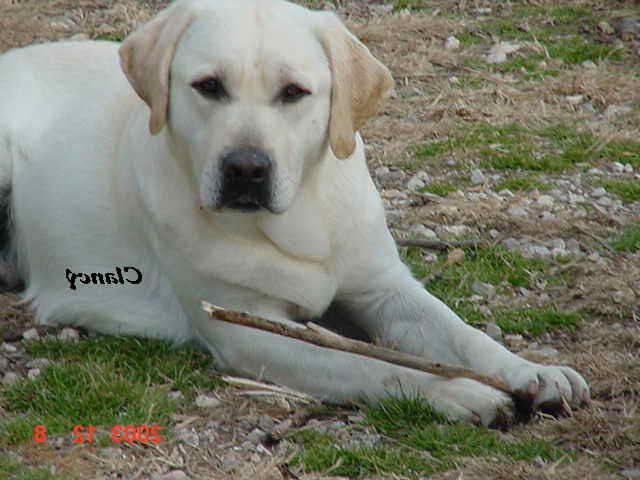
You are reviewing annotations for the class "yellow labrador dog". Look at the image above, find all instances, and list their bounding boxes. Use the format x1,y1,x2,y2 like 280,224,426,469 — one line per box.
0,0,588,425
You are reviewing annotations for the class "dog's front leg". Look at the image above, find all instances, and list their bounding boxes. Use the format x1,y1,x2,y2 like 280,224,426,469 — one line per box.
192,311,512,425
339,264,589,422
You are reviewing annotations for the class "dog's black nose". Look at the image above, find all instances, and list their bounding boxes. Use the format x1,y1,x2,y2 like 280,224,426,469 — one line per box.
222,148,271,185
219,148,272,211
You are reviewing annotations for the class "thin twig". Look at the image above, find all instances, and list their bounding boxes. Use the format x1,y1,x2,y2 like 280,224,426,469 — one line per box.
221,376,316,403
396,238,483,250
202,302,511,394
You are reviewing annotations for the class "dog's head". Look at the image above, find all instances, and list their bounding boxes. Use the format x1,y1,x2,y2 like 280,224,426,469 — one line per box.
119,0,393,214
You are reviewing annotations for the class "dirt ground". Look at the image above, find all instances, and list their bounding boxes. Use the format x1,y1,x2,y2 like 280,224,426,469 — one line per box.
0,0,639,479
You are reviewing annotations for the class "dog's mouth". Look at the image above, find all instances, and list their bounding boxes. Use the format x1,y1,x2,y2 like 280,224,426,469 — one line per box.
220,193,266,212
226,196,263,212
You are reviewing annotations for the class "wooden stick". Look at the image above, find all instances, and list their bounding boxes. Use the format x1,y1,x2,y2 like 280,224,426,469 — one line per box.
202,301,511,394
396,238,483,250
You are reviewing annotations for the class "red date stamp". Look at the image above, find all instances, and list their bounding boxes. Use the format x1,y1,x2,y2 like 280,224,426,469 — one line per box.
33,424,163,443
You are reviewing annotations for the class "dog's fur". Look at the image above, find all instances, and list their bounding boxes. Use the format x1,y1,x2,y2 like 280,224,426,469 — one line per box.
0,0,588,425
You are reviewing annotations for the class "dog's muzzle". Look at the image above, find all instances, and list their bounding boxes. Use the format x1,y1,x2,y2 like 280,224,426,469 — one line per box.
219,147,272,212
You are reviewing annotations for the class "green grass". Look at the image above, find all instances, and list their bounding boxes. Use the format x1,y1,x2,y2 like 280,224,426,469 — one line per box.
291,429,448,478
25,336,222,392
494,175,550,192
0,337,223,444
418,181,460,197
404,244,548,298
393,0,428,11
291,395,568,478
611,223,640,252
415,123,640,173
95,32,126,42
0,454,68,480
457,3,621,79
598,180,640,203
401,245,580,336
366,396,567,461
492,306,581,336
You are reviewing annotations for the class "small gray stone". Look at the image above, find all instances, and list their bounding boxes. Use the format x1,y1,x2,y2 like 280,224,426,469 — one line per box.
502,237,520,251
604,104,632,119
489,229,500,239
486,323,503,342
27,368,41,379
507,206,528,218
548,238,566,250
377,169,405,183
195,394,221,408
423,252,438,263
0,357,8,370
258,415,277,432
597,196,613,206
566,238,581,253
374,166,389,177
69,33,89,41
472,281,494,296
2,372,20,385
528,346,559,358
573,208,587,219
590,187,607,198
246,428,267,445
610,161,625,173
383,189,407,200
168,391,184,401
505,334,524,344
407,175,425,191
345,433,382,449
220,453,241,472
621,468,640,478
568,192,586,203
487,41,521,64
152,471,189,480
470,169,486,185
523,245,551,257
416,171,430,182
175,428,199,447
581,60,597,69
58,328,79,341
624,163,634,173
439,225,468,237
100,447,122,459
536,195,554,207
565,94,584,105
385,210,402,224
410,224,437,239
22,328,40,341
1,342,17,353
445,36,460,50
26,358,51,369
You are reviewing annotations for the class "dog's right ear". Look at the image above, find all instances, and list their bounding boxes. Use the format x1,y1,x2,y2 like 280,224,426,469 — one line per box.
119,4,194,135
315,12,394,160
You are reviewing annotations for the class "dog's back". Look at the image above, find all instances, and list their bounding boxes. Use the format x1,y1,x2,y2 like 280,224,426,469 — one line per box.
0,41,191,340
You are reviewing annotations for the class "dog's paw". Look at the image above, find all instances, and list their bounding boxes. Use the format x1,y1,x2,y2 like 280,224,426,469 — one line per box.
424,377,515,428
503,363,590,413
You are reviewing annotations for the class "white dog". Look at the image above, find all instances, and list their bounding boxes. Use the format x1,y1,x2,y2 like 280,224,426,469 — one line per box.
0,0,588,426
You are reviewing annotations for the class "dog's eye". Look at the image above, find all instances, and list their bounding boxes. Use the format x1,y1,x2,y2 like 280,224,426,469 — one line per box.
192,77,228,100
281,84,310,104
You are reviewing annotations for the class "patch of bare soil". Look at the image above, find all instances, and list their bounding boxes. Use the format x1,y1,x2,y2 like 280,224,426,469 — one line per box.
1,0,639,479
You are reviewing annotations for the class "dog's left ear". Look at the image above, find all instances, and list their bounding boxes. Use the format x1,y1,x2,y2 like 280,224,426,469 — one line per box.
315,13,394,159
119,4,194,135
